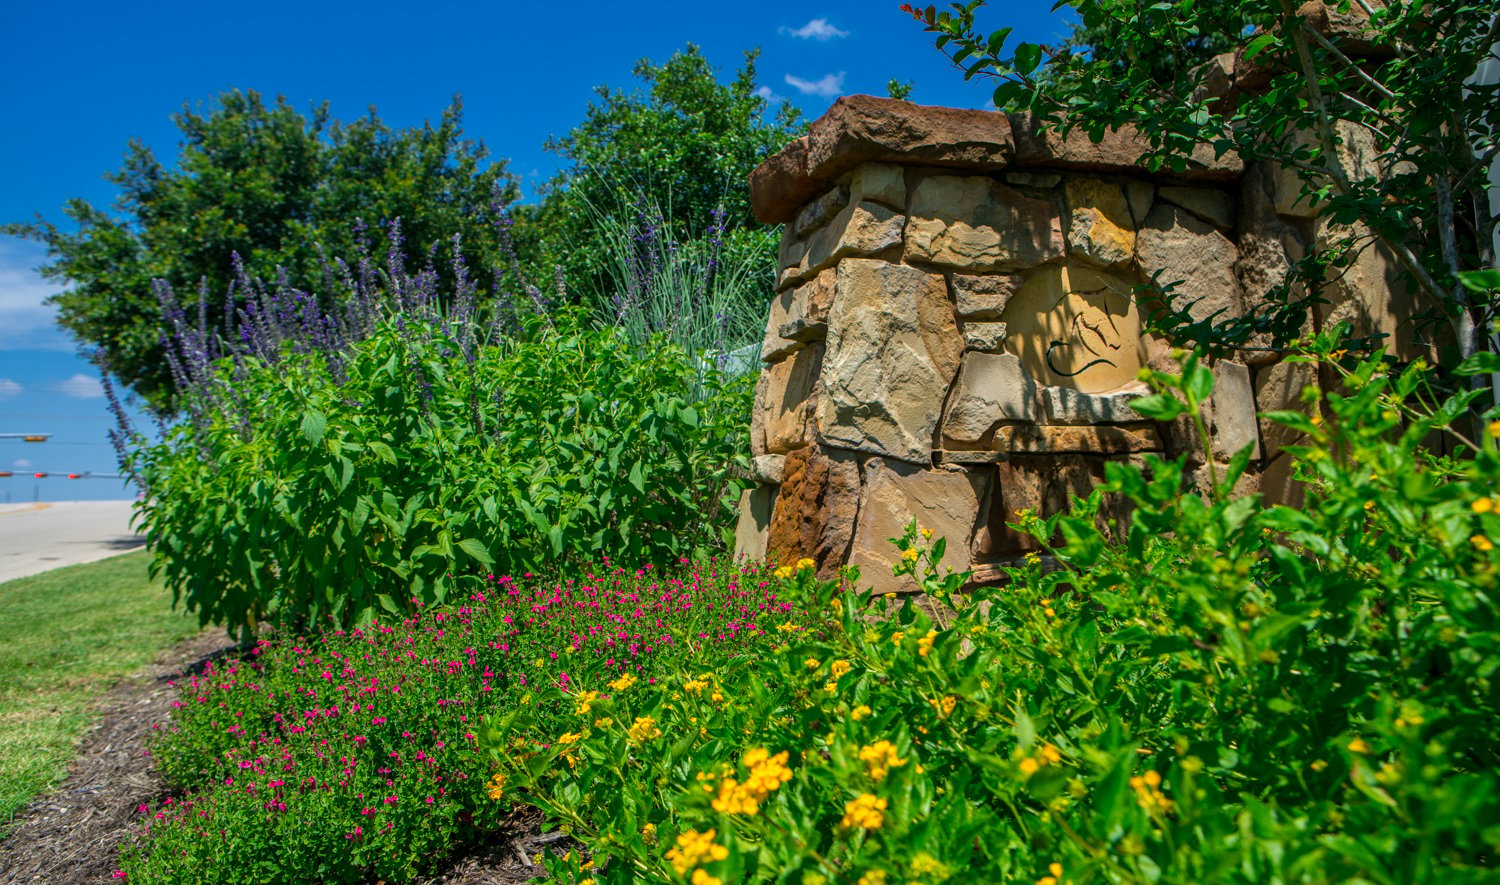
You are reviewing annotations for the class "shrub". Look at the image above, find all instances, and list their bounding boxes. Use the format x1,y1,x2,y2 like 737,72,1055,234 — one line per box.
122,231,753,637
479,347,1500,884
118,559,810,883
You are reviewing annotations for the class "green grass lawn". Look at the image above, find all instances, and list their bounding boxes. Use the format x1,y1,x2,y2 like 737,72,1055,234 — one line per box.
0,552,202,834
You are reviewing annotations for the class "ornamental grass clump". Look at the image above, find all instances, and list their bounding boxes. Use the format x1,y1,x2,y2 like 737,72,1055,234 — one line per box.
477,345,1500,885
118,559,812,883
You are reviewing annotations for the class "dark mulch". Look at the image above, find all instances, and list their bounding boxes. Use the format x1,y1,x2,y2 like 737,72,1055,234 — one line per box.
0,632,554,885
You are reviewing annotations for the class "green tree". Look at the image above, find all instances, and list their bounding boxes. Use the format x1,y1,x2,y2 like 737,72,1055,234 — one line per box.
6,90,518,407
521,44,805,306
905,0,1500,367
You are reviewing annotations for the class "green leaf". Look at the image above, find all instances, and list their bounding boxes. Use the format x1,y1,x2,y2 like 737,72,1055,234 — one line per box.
1243,32,1279,60
457,538,494,566
628,460,646,494
1184,362,1215,403
1014,705,1037,748
1127,393,1186,421
986,27,1013,56
300,410,327,446
368,441,397,465
1458,269,1500,292
1455,351,1500,377
1014,42,1043,76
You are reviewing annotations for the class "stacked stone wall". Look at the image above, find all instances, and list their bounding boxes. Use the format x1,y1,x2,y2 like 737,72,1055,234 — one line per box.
734,95,1431,594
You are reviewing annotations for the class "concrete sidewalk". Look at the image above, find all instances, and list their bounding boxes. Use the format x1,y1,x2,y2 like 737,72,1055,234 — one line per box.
0,500,145,584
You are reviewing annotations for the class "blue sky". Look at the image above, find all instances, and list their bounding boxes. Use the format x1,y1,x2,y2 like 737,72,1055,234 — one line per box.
0,0,1070,501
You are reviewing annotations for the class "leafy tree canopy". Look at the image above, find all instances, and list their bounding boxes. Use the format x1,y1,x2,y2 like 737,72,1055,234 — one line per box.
6,90,518,407
519,44,805,303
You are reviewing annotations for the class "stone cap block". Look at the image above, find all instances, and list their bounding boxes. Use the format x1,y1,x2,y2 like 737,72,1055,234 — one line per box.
750,136,822,227
751,96,1243,224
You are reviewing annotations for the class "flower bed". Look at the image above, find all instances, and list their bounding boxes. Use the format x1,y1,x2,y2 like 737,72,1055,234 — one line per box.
119,560,809,883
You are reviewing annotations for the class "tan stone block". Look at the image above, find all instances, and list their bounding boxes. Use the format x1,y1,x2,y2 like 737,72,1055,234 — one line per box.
1125,181,1155,227
1000,264,1151,394
761,271,837,362
1210,360,1261,460
975,456,1106,556
766,446,862,577
1190,52,1237,109
1066,178,1136,266
778,230,808,278
1296,0,1393,59
904,175,1064,272
817,260,963,463
846,163,907,210
951,273,1025,320
1270,121,1397,218
996,424,1162,454
943,352,1039,448
750,368,771,456
761,288,802,363
749,455,786,484
793,186,850,238
1136,203,1246,327
1041,383,1150,425
937,449,1006,465
1253,360,1317,459
1260,451,1307,509
804,201,906,275
1189,461,1262,499
1159,186,1235,230
847,458,987,595
733,485,777,563
961,321,1008,353
755,344,824,454
1315,219,1437,363
1236,163,1311,321
1005,171,1061,189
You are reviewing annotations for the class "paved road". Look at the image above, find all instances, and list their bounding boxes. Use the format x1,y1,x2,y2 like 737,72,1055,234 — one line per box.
0,500,145,584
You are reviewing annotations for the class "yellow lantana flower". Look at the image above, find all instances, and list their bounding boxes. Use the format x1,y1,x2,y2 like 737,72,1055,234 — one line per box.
841,793,888,830
629,716,662,742
666,828,728,876
710,748,793,815
859,740,907,783
917,630,938,657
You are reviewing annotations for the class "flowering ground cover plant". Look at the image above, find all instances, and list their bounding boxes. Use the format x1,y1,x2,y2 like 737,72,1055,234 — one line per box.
117,559,811,883
477,347,1500,884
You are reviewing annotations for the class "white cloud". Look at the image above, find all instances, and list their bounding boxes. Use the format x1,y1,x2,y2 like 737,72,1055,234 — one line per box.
785,72,847,98
755,85,785,104
11,458,32,470
783,18,848,40
0,379,20,399
0,238,72,351
51,373,104,399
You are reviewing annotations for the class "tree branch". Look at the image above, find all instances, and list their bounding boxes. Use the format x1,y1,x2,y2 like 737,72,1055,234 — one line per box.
1303,24,1397,102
